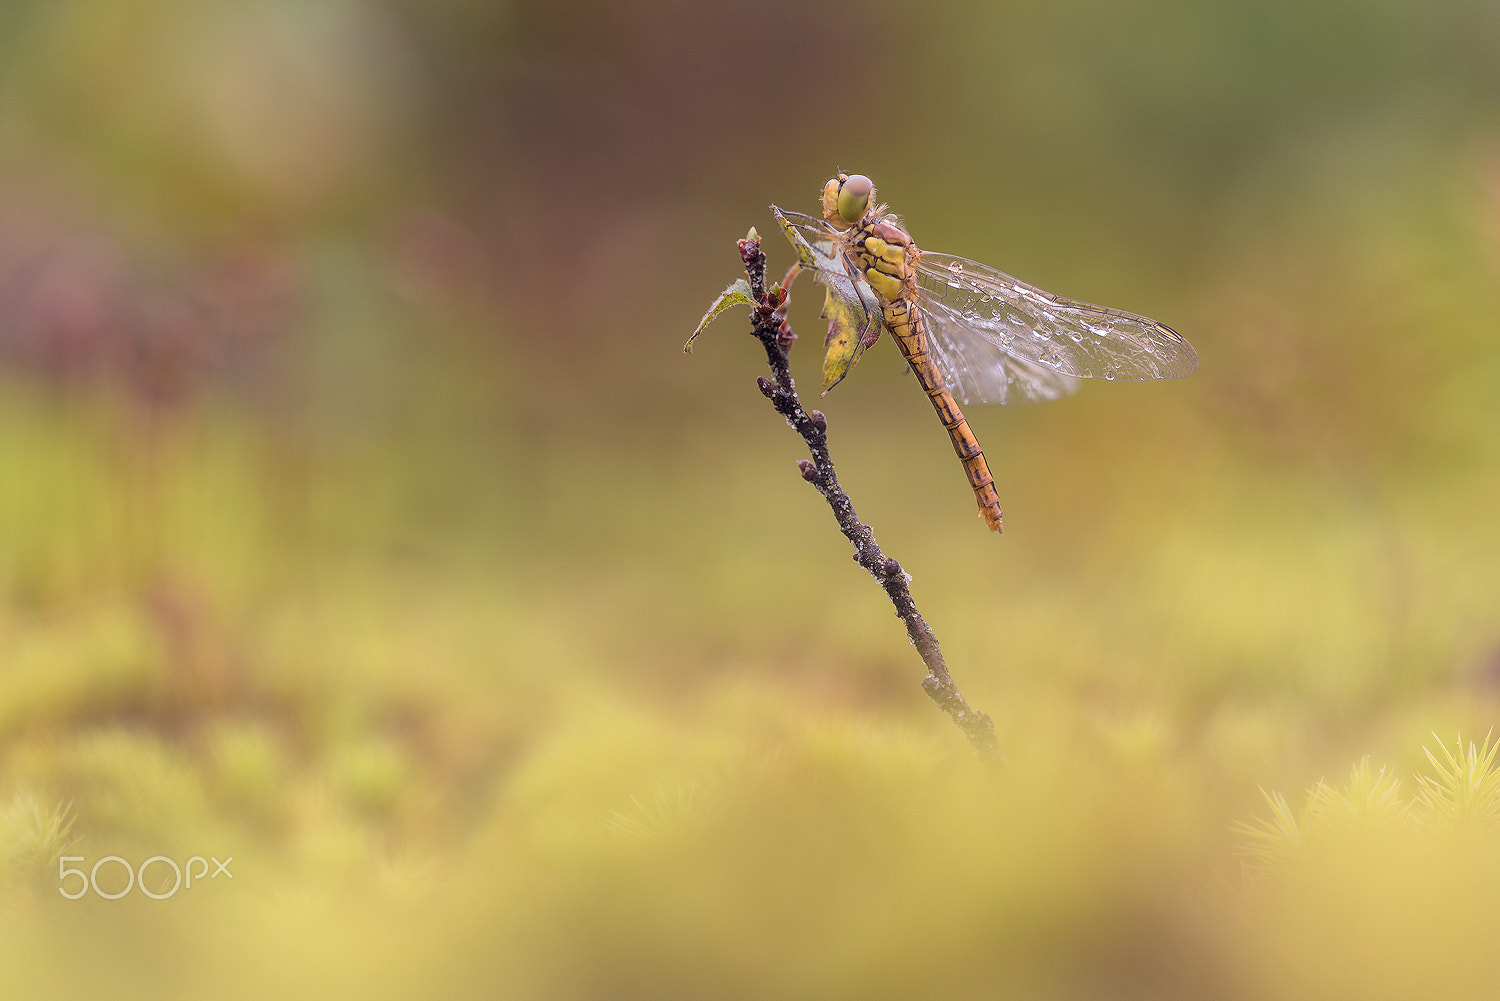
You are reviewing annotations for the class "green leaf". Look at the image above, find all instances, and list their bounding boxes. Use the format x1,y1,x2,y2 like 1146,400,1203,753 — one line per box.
684,279,755,352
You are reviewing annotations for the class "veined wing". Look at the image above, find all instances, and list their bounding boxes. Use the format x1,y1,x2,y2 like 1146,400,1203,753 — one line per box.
773,206,885,391
773,208,842,262
771,208,874,309
914,252,1197,387
923,293,1082,405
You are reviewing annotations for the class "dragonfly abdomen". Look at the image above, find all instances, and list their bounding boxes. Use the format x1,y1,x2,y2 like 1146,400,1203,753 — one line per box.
880,295,1004,533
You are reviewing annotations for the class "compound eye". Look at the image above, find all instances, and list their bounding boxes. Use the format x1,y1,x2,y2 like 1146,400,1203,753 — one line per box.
836,174,873,226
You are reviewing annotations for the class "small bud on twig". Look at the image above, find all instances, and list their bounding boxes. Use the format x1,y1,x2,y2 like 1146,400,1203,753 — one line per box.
797,459,818,481
738,236,766,273
756,376,777,399
809,410,827,432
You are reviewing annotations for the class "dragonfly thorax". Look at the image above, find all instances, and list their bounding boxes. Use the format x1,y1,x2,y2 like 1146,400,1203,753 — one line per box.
849,218,920,305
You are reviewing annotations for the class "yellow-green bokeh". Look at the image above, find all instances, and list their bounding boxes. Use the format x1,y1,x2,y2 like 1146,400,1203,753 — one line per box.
1,0,1499,997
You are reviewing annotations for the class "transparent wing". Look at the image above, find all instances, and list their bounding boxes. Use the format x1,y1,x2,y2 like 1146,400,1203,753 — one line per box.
773,209,852,278
914,252,1197,383
771,206,883,340
923,294,1082,405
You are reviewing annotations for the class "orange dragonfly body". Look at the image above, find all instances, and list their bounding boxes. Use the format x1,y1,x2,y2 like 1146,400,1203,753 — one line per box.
774,173,1197,532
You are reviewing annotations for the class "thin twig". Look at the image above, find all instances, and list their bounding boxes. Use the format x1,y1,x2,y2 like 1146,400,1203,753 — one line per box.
733,234,998,757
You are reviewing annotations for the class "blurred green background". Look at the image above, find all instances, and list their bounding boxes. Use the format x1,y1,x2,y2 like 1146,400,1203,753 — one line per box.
1,0,1498,997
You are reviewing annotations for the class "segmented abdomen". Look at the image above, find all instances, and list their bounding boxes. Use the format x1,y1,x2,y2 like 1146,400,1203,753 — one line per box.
880,296,1003,532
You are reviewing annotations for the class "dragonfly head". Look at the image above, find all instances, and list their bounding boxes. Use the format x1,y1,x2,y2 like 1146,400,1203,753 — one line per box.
822,173,874,229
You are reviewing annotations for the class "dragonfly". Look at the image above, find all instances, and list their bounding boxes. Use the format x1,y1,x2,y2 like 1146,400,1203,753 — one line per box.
772,172,1197,533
